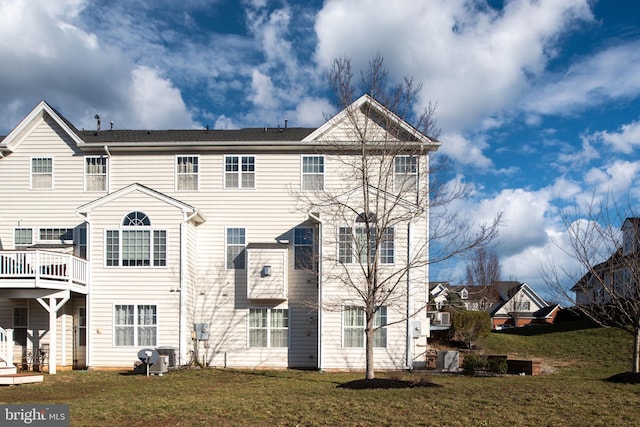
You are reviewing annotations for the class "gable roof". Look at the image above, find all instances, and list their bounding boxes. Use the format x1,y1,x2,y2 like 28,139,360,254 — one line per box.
77,183,206,224
302,94,440,149
0,100,85,154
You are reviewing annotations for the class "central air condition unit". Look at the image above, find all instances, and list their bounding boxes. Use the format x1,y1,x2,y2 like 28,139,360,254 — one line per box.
156,346,178,369
149,355,169,375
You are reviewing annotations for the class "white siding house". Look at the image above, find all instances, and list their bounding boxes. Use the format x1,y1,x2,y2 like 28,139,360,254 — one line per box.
0,95,439,373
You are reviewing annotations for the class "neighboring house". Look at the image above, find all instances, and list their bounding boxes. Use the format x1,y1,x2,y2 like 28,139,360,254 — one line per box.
429,281,559,330
0,95,439,373
571,218,640,305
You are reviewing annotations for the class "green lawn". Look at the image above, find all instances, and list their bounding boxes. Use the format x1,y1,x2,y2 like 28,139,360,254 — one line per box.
1,321,639,426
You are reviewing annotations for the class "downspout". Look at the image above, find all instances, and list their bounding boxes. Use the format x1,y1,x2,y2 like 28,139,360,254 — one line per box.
308,211,323,371
180,210,200,367
406,222,412,370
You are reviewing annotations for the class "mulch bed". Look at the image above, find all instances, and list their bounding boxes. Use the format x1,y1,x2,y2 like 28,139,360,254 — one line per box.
337,378,442,389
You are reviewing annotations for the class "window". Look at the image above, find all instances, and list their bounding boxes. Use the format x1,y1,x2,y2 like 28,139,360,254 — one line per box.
226,228,246,269
106,212,166,267
248,308,288,348
338,214,394,264
13,307,28,347
343,306,387,348
31,157,52,189
78,307,86,347
225,155,255,188
302,156,324,191
85,156,108,191
14,228,33,249
176,155,199,191
294,227,314,270
39,228,73,242
513,301,530,312
394,155,417,191
114,304,157,346
75,225,87,259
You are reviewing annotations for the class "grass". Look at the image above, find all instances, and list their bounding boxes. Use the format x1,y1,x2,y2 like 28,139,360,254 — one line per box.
1,321,639,426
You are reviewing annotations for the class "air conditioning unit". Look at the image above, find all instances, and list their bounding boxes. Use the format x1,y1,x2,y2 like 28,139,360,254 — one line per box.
149,355,169,375
156,346,178,368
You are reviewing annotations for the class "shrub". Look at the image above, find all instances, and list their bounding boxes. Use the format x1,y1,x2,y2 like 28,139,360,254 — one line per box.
462,353,486,375
487,357,508,374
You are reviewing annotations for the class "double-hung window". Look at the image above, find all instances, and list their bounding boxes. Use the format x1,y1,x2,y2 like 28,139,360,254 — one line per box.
31,157,53,190
225,155,255,188
394,155,417,192
294,227,314,270
343,306,387,348
248,308,288,347
106,212,167,267
13,307,28,346
85,156,108,191
226,228,246,269
14,228,33,249
176,155,199,191
114,304,157,346
338,214,394,264
302,155,324,191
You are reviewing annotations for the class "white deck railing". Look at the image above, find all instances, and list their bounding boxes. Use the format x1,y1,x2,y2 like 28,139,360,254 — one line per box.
0,250,88,289
0,327,14,366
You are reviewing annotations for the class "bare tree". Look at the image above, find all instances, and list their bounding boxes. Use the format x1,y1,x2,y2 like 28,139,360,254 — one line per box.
542,200,640,373
294,55,501,380
465,247,501,287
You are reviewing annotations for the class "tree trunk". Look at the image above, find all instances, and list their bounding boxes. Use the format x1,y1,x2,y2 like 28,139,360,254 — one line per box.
365,315,375,380
634,326,640,374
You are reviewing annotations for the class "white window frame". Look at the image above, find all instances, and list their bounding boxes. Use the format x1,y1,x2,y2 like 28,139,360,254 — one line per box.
224,155,255,189
77,307,87,347
13,227,33,249
248,308,289,348
225,227,246,270
105,212,167,267
113,304,158,347
38,227,74,243
175,155,200,191
394,155,418,192
30,157,53,190
342,306,387,348
84,155,108,192
338,225,394,265
301,155,324,191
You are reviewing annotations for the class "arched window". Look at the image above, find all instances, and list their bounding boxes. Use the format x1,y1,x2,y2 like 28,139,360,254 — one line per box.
106,212,166,267
123,211,150,226
338,211,394,265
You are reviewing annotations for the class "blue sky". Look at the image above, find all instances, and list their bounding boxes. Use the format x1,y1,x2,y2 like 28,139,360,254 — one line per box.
1,0,639,296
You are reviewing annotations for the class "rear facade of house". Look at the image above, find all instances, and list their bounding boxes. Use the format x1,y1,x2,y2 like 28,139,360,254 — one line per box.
0,96,438,373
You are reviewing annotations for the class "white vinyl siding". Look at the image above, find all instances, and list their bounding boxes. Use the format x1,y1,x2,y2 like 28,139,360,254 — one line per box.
85,156,108,192
302,155,324,191
30,157,53,189
225,155,255,188
176,155,199,191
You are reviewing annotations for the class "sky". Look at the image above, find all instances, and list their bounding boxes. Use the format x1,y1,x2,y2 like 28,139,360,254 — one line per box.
1,0,639,299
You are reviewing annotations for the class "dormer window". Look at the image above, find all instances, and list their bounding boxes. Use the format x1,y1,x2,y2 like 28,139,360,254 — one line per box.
460,288,468,300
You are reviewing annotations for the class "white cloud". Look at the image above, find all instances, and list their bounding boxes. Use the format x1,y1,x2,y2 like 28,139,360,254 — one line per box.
525,41,640,117
584,160,640,196
589,120,640,154
292,97,335,127
314,0,594,133
438,132,492,168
